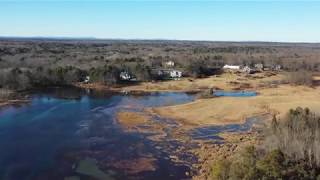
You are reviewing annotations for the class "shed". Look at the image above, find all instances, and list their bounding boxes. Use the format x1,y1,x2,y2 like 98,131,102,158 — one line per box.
223,65,241,70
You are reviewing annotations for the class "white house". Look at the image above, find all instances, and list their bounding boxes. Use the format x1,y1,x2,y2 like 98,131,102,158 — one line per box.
152,69,182,80
242,66,253,74
273,65,282,71
169,70,182,79
254,63,264,71
84,76,90,83
120,71,131,81
165,61,175,67
223,65,241,70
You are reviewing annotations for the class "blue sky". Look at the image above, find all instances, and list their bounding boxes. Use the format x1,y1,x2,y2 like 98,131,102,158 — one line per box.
0,1,320,42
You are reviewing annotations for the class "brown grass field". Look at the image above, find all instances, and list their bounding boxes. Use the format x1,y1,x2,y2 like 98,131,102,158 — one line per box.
148,73,320,126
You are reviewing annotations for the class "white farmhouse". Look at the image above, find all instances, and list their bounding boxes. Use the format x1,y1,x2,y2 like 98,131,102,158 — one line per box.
273,65,282,71
169,70,182,79
254,63,264,71
119,71,131,81
165,61,175,67
242,66,252,73
84,76,90,83
223,65,241,70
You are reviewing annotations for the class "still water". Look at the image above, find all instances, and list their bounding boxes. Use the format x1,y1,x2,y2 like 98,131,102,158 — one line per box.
0,88,195,180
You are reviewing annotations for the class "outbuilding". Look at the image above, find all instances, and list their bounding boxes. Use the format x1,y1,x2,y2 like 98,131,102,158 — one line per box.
169,69,182,79
84,76,90,83
223,65,241,70
165,61,175,67
119,71,131,81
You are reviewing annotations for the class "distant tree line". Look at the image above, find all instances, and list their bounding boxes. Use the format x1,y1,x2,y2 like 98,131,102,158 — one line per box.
2,40,320,91
186,59,223,78
193,46,275,54
0,66,85,90
0,55,226,90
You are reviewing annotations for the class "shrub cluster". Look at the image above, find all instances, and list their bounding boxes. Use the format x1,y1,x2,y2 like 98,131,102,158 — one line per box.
0,66,85,90
266,107,320,168
211,107,320,180
286,70,313,86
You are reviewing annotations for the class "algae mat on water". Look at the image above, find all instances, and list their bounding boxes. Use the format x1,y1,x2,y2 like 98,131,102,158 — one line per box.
76,158,115,180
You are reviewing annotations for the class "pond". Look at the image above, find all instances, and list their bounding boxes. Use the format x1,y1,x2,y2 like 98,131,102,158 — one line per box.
190,115,267,142
0,87,262,180
0,88,195,180
213,90,257,97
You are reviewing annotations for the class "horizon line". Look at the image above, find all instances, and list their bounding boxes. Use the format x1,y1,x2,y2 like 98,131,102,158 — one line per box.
0,35,320,44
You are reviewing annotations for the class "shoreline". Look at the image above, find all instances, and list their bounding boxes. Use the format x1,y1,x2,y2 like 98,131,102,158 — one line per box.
3,74,312,179
74,71,285,94
74,82,202,94
115,110,266,179
74,73,320,128
0,99,31,108
148,84,320,127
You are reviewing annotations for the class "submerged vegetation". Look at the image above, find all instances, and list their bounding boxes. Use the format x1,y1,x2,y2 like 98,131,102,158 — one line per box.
211,107,320,180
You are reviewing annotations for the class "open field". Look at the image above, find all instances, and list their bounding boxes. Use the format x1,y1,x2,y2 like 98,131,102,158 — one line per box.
150,74,320,126
79,71,320,127
77,71,285,93
119,71,285,92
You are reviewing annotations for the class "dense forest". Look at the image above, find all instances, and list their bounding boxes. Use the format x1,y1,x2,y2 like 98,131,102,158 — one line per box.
1,38,320,90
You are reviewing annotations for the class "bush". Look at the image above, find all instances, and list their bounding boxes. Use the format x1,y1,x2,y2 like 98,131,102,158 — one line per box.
32,66,85,87
131,63,152,81
210,108,320,180
256,149,285,178
0,88,13,99
89,65,120,85
210,146,319,180
265,107,320,168
228,146,260,180
0,68,32,90
286,70,313,86
196,88,214,99
186,60,222,78
211,159,231,180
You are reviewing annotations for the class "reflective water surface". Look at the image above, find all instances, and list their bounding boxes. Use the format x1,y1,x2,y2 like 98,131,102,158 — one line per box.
0,88,195,180
0,88,263,180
